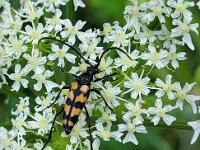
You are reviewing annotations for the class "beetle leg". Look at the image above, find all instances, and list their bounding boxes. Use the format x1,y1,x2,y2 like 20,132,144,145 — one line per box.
41,107,64,150
84,106,93,150
90,89,113,112
93,72,118,82
43,85,70,111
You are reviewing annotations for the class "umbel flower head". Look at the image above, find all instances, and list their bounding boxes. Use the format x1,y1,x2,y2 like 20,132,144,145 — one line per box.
0,0,200,149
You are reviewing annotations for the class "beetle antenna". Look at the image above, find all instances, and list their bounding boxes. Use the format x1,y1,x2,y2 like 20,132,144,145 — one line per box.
38,37,92,66
96,47,132,67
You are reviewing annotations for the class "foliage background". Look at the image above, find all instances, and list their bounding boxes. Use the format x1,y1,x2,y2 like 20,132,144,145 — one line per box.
0,0,200,149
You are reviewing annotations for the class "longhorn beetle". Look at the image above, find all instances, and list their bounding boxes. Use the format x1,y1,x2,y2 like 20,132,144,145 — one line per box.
38,37,132,150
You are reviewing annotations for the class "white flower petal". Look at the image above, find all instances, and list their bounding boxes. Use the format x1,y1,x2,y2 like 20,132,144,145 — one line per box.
190,130,200,144
182,33,194,50
151,116,160,125
123,133,138,145
34,83,42,91
163,115,176,126
135,125,147,133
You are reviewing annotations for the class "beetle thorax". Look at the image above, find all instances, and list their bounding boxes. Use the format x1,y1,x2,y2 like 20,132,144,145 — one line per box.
77,65,99,85
78,74,93,85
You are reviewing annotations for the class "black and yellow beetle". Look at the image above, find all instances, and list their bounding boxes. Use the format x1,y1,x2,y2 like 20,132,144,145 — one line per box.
39,37,131,150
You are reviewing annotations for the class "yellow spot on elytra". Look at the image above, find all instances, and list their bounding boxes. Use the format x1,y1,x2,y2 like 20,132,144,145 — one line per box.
70,107,82,117
68,90,74,100
80,85,89,93
63,119,68,125
64,105,71,115
63,119,74,127
71,82,78,90
75,94,88,103
68,120,74,126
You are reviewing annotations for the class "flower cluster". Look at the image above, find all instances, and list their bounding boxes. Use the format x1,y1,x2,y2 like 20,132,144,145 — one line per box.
0,0,200,149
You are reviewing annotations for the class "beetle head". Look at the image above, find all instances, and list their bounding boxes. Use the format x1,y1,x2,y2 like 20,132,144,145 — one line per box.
87,65,99,76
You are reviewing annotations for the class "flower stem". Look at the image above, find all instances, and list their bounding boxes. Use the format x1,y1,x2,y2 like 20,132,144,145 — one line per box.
115,117,192,130
143,120,192,130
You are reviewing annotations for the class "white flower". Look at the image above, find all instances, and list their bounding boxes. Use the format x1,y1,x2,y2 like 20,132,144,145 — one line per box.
12,127,26,140
141,45,168,69
72,0,86,11
84,138,100,150
163,45,186,69
93,123,123,142
148,98,176,126
0,127,16,150
145,0,171,23
27,109,54,135
61,19,87,44
1,7,23,33
114,50,139,72
167,0,194,19
114,42,139,72
23,48,47,72
123,101,149,122
14,1,44,22
69,60,90,75
123,71,150,101
97,57,113,76
1,35,27,59
118,119,147,145
79,37,103,61
187,120,200,144
124,0,148,33
38,0,68,12
11,138,31,150
96,105,116,124
174,82,200,114
98,81,123,107
171,18,198,50
46,9,63,32
108,23,132,47
158,24,183,49
12,97,30,116
34,94,54,112
11,113,27,131
34,139,53,150
31,66,58,92
134,25,158,45
102,23,113,42
23,23,47,44
9,64,29,91
155,74,176,99
48,43,76,67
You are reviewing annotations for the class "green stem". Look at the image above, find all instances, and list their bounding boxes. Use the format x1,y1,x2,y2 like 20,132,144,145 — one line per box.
115,117,192,131
114,115,192,131
91,108,193,131
143,120,192,131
